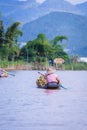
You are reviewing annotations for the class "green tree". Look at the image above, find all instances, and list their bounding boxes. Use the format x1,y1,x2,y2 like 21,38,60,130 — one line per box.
33,34,54,61
20,34,69,65
52,35,69,61
0,20,7,60
5,22,22,60
52,35,68,46
0,20,5,46
34,34,53,56
20,41,37,62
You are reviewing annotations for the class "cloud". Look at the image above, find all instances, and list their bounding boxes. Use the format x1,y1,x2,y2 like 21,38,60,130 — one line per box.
36,0,87,4
36,0,46,3
65,0,87,4
18,0,28,1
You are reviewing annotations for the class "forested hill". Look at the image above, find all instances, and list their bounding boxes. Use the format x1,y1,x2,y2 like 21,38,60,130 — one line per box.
21,12,87,56
0,0,87,56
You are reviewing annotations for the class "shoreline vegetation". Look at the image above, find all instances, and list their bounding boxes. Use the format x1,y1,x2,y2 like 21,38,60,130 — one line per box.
1,60,87,71
0,20,87,71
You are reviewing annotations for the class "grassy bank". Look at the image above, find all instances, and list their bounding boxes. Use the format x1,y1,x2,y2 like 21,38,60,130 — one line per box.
0,60,87,70
65,62,87,70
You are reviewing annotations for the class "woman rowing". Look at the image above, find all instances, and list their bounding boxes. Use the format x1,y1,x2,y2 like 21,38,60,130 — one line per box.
45,67,60,88
0,68,3,77
0,68,8,77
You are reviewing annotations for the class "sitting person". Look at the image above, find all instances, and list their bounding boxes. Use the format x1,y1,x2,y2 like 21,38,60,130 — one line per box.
0,68,7,77
45,67,60,88
0,68,3,77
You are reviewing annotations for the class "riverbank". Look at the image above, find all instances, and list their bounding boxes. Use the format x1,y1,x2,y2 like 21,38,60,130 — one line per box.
0,60,87,70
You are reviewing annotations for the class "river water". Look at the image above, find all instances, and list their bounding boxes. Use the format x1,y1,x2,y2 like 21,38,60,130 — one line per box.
0,70,87,130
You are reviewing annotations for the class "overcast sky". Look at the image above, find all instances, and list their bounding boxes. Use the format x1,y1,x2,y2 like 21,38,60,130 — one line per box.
36,0,87,4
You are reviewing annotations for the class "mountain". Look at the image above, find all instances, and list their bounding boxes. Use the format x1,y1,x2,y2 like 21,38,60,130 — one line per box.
39,0,80,14
0,0,87,56
76,2,87,16
0,0,85,24
0,0,39,24
21,12,87,56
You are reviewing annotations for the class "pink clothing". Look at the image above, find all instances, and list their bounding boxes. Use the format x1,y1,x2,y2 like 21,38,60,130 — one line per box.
46,73,58,83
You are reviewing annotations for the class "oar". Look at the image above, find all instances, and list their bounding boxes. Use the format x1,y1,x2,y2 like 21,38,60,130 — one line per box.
58,84,67,89
3,70,15,76
38,71,45,76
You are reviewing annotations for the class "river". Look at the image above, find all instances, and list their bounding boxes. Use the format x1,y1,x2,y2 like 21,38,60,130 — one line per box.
0,70,87,130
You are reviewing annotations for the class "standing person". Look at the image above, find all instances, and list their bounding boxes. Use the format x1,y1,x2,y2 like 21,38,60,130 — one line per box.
45,67,60,89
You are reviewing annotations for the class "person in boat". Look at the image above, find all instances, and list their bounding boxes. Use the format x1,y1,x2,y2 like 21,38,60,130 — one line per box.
0,68,7,77
0,68,3,77
45,67,60,88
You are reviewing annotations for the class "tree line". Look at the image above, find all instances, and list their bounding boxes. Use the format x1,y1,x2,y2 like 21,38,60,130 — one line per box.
0,20,69,66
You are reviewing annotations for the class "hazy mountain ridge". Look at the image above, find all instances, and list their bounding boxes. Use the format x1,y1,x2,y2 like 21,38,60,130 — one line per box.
21,12,87,56
0,0,39,23
0,0,87,24
0,0,87,56
39,0,80,14
76,2,87,16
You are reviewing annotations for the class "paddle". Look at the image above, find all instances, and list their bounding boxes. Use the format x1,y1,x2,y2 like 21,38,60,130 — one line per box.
38,71,45,76
38,71,67,89
58,84,67,89
3,70,15,76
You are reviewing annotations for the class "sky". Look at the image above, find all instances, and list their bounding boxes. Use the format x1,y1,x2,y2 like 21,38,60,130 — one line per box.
36,0,87,4
65,0,87,4
18,0,87,4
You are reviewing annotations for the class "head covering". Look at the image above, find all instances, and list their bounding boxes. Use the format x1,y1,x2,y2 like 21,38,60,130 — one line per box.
46,67,56,75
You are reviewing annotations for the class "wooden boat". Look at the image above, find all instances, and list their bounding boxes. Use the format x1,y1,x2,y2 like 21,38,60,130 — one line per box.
36,75,60,89
0,73,8,78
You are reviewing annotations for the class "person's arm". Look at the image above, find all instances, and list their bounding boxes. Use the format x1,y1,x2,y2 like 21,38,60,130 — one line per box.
56,76,60,84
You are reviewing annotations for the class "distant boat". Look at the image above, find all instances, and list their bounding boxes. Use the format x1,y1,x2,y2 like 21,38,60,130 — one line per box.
0,73,8,78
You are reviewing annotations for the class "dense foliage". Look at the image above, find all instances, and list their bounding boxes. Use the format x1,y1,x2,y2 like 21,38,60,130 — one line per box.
0,19,70,68
20,34,69,63
0,20,22,60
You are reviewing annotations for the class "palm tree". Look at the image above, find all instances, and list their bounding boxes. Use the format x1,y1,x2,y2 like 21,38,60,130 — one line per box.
51,35,69,62
52,35,68,46
5,22,23,60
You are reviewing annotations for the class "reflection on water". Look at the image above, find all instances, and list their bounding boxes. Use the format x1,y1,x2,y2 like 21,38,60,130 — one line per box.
0,70,87,130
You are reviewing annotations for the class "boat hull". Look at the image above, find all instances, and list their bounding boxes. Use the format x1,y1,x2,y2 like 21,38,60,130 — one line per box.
0,73,8,78
37,85,60,89
37,82,60,89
